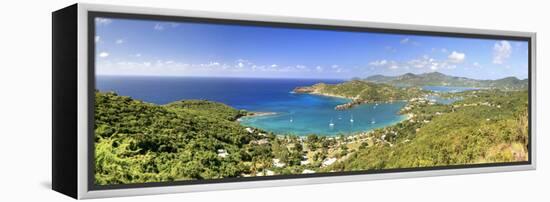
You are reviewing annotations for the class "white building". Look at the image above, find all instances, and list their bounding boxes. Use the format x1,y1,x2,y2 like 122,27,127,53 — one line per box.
217,149,228,158
322,158,337,167
302,169,316,174
272,158,286,168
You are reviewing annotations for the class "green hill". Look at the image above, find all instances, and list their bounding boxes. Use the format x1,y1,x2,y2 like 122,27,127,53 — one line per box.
365,72,528,90
165,99,248,121
94,88,529,184
293,80,426,102
94,91,274,185
324,90,529,171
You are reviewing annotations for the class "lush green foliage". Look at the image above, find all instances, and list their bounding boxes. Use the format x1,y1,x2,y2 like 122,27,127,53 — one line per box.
365,72,528,90
94,88,528,185
297,80,426,102
94,92,273,185
165,99,248,121
325,90,529,171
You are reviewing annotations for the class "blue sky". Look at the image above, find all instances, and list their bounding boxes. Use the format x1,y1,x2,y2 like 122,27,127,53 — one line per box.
95,17,529,80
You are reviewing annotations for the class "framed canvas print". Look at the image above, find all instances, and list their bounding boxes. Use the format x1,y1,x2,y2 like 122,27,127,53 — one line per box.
52,3,536,199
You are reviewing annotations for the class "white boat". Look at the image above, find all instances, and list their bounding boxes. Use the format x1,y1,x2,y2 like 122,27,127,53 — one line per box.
329,119,335,127
290,117,293,123
350,114,354,123
371,118,376,124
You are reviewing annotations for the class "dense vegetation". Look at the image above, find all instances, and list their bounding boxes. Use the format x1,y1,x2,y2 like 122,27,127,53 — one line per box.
294,80,426,102
94,91,277,185
165,100,248,121
324,90,529,171
365,72,528,90
94,86,529,185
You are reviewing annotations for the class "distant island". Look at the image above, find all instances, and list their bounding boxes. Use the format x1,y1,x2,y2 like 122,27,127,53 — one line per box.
94,72,529,185
293,80,426,110
292,72,528,110
364,72,528,90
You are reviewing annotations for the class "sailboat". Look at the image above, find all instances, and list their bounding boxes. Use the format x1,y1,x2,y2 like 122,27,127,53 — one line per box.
289,116,293,123
350,114,354,123
329,119,335,127
371,118,376,124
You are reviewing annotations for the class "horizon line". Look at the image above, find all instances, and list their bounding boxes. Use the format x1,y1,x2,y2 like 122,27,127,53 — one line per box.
95,74,348,80
96,72,528,81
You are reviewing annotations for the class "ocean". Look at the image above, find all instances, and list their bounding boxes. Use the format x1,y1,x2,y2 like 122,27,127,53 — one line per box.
422,86,480,93
96,76,406,136
422,85,478,104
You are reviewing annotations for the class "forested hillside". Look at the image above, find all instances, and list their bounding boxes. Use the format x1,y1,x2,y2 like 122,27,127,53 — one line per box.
365,72,528,90
94,92,273,185
94,89,529,185
324,90,529,171
293,80,425,102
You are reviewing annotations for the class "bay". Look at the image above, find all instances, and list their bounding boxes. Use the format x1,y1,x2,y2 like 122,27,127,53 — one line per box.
97,76,406,136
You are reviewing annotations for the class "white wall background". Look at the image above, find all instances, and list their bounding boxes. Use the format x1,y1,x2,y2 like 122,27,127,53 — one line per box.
0,0,547,201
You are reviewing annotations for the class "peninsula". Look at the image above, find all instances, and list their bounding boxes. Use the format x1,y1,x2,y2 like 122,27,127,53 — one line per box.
293,80,426,110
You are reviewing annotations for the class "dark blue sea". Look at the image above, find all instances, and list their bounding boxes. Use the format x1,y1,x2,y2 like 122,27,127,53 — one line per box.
96,76,406,136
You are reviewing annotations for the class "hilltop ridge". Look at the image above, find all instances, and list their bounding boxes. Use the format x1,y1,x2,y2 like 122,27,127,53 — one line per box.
365,72,528,90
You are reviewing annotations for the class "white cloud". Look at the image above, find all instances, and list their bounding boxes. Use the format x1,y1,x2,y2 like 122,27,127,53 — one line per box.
154,23,164,31
315,66,323,72
331,65,339,69
100,57,331,77
406,55,449,71
369,60,388,66
115,39,125,44
95,18,112,25
493,40,512,64
448,51,466,63
234,59,255,69
134,53,141,57
400,38,420,46
369,59,402,70
98,52,109,58
441,48,448,53
95,36,101,43
473,62,481,68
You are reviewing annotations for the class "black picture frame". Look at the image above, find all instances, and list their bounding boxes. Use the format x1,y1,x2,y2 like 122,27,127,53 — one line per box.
52,3,536,199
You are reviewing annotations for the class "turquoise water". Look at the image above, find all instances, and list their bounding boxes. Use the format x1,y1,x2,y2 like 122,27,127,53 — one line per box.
426,95,462,104
422,86,479,93
239,95,406,136
422,86,476,104
97,76,407,136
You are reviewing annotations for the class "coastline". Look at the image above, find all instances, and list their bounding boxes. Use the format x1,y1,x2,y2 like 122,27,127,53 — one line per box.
237,111,277,121
293,88,407,110
306,91,354,100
